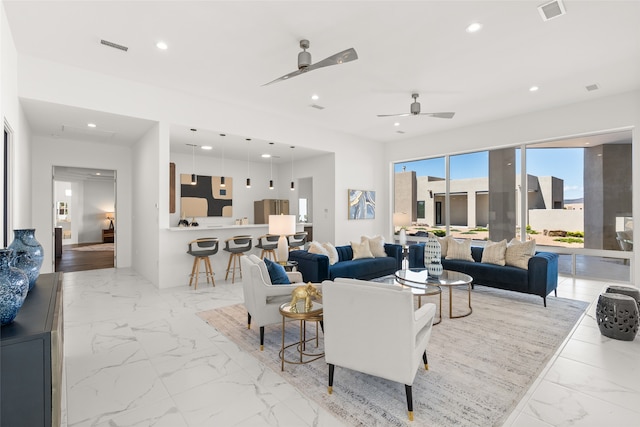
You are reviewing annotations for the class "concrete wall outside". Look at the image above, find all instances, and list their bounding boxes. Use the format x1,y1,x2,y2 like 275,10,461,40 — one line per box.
528,209,584,234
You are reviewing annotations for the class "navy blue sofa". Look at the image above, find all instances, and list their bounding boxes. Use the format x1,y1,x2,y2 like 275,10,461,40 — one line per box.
408,243,559,306
289,243,403,282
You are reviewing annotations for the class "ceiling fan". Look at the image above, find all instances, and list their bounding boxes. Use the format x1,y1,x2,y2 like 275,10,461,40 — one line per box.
377,93,455,119
263,39,358,86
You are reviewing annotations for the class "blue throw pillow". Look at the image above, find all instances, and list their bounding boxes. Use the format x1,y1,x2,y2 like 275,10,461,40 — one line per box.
264,258,291,285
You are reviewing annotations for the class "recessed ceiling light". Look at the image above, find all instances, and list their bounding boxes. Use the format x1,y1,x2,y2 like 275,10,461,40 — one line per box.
95,172,101,176
156,41,168,50
529,86,539,92
466,22,482,33
201,146,212,150
261,154,271,158
394,122,400,127
311,94,319,101
87,123,96,128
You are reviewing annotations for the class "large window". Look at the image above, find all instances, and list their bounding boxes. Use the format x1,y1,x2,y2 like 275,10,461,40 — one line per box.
393,131,632,281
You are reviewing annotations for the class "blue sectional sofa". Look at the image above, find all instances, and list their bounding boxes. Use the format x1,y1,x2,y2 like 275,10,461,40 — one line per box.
289,244,403,282
408,243,559,306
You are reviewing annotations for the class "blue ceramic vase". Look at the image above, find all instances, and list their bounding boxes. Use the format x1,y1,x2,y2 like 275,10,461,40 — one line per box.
8,228,44,290
0,249,30,326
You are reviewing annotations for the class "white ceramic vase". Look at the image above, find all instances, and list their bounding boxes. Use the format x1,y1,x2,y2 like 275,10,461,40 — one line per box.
425,233,443,277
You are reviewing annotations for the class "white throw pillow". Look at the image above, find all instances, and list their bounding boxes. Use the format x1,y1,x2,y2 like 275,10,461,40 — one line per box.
308,241,328,257
437,235,450,258
351,240,374,260
481,239,507,266
322,242,339,265
362,235,387,258
505,239,536,270
445,238,474,262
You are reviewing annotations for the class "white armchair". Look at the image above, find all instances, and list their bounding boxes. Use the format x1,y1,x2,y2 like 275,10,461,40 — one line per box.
322,278,436,421
240,254,307,350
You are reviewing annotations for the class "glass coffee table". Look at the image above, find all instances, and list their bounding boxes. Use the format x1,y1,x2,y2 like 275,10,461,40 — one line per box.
395,269,473,319
373,273,442,325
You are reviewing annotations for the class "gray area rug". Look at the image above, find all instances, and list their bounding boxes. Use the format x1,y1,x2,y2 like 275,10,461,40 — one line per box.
197,287,588,426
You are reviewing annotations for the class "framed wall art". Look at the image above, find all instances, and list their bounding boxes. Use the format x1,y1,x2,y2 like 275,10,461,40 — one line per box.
348,189,375,220
180,174,233,217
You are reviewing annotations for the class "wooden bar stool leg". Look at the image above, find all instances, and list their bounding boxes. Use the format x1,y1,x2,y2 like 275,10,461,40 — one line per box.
194,257,201,290
231,253,237,283
189,257,198,288
205,257,214,285
225,252,234,280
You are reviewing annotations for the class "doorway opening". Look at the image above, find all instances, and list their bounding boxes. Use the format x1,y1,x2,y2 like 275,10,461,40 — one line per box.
2,125,10,247
53,166,116,272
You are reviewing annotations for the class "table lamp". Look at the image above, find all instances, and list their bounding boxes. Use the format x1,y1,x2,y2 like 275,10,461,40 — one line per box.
106,212,115,230
393,212,410,246
269,214,296,264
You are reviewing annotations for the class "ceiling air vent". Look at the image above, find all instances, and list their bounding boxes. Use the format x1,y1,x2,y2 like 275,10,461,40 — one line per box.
586,83,600,92
100,39,129,52
310,104,325,110
538,0,566,21
396,130,406,134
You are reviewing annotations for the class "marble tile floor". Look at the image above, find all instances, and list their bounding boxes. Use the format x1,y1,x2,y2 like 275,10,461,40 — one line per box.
60,269,640,427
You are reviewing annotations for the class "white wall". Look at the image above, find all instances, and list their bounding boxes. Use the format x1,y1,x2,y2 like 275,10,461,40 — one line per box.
17,56,391,246
1,5,31,235
80,180,115,243
31,136,133,273
386,90,640,278
132,123,162,286
291,153,335,244
169,151,284,226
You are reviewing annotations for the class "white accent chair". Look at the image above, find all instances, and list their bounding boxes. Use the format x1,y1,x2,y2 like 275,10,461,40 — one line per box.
322,278,437,421
240,254,309,350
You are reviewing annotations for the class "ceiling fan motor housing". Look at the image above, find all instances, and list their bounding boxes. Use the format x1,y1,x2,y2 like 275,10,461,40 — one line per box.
298,50,311,69
410,101,421,115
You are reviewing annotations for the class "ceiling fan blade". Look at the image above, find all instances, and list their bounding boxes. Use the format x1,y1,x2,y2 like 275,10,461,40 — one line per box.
376,113,412,118
420,112,456,119
262,68,305,86
305,48,358,72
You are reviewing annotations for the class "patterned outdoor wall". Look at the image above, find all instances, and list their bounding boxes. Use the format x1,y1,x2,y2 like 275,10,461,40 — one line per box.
180,174,233,217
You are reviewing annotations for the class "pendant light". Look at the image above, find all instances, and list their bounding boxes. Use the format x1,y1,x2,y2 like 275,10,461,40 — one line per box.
219,134,226,187
245,138,251,188
269,155,274,190
188,143,197,185
290,146,295,191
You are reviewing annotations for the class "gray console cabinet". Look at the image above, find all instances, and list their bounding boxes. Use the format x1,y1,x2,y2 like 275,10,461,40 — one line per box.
1,273,63,427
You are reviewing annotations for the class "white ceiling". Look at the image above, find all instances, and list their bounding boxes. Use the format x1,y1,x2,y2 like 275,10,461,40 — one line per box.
5,0,640,161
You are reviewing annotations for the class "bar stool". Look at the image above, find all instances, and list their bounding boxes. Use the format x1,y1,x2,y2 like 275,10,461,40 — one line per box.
255,234,279,261
224,235,253,283
287,232,308,251
187,238,219,289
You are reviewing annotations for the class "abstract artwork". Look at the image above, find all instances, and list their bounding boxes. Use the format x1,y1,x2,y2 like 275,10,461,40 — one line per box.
180,174,232,217
348,189,375,220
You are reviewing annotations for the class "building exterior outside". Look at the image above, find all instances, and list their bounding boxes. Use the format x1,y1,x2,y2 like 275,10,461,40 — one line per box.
395,171,567,230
